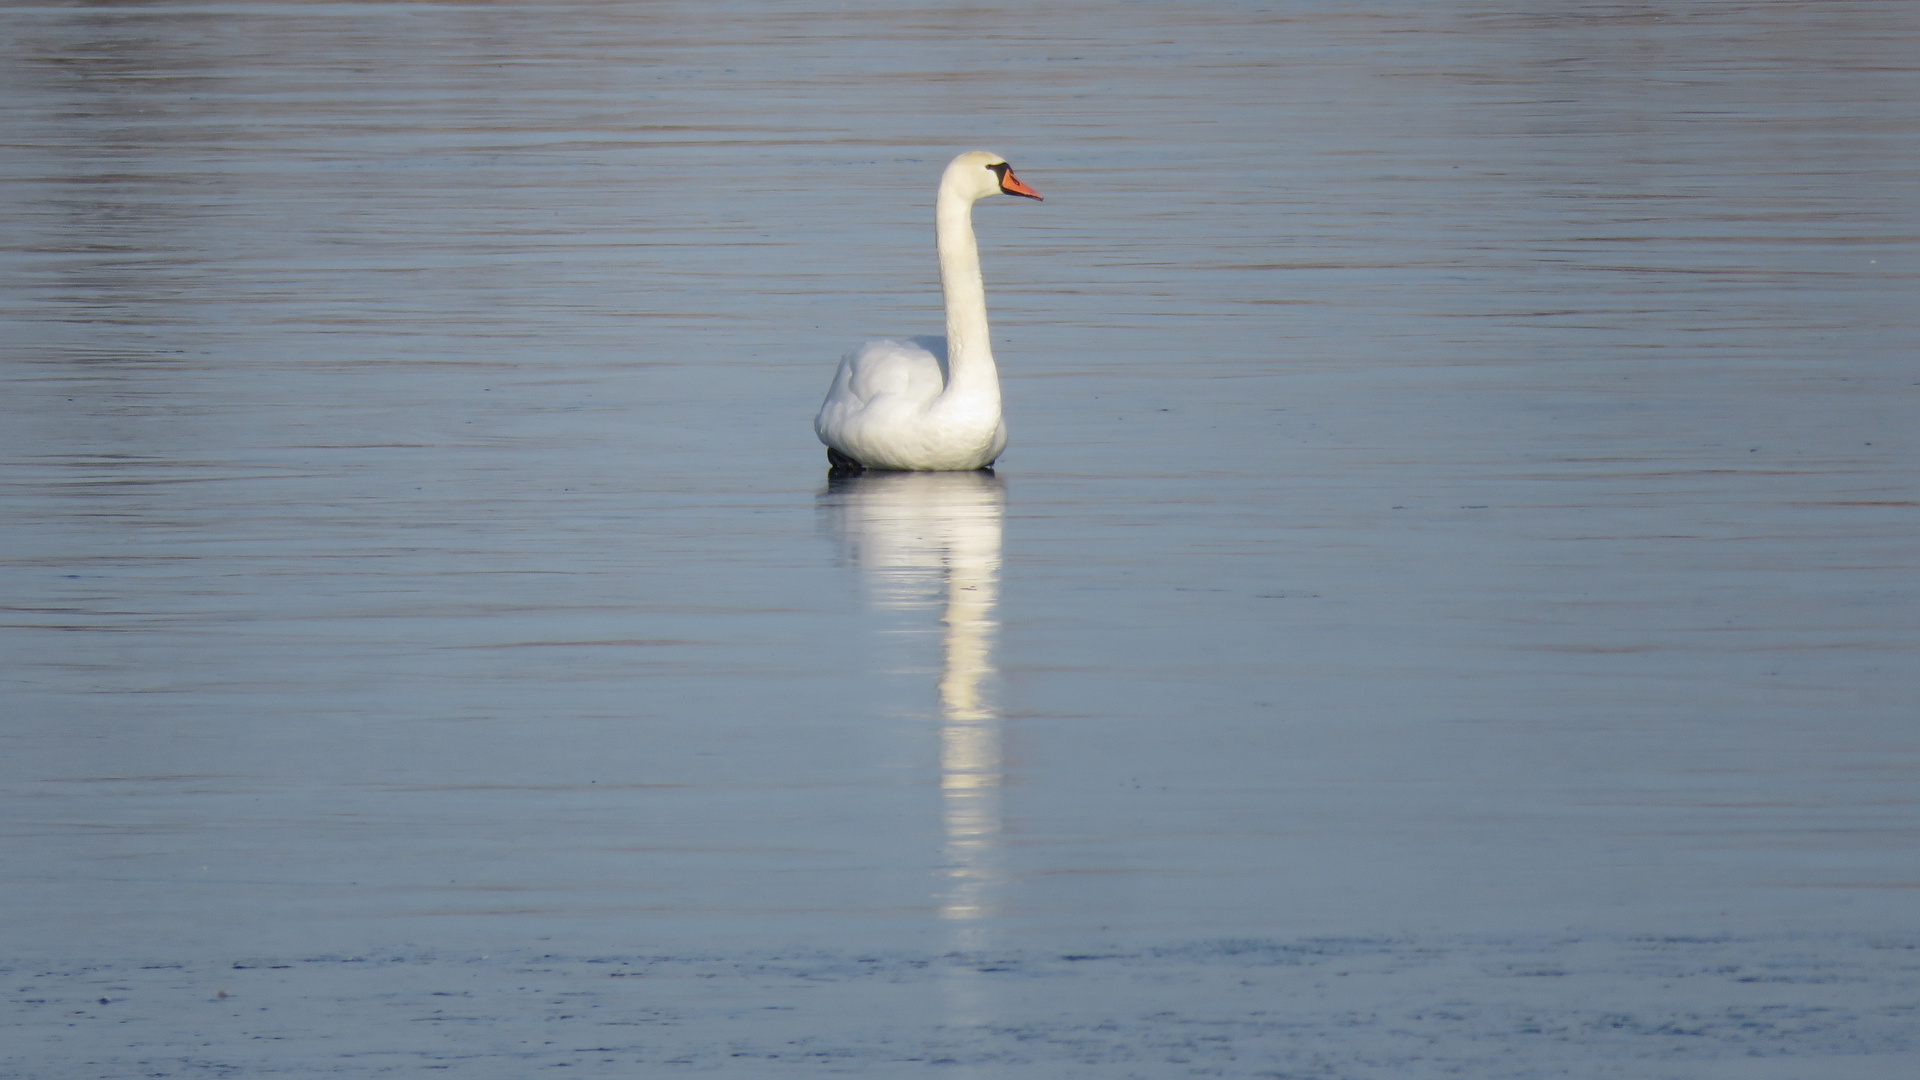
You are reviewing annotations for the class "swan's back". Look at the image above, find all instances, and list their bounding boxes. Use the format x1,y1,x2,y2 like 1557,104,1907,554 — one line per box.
838,336,948,407
816,337,948,448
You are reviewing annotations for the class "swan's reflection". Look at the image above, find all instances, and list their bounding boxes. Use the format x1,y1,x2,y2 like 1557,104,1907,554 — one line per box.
821,470,1004,921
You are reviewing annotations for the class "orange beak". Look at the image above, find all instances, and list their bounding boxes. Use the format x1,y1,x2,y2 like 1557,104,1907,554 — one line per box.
999,167,1043,201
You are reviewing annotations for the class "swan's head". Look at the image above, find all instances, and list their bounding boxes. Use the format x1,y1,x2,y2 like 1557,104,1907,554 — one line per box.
943,150,1043,203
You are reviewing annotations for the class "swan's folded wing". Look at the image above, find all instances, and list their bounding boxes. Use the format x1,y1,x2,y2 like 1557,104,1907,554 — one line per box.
843,338,946,406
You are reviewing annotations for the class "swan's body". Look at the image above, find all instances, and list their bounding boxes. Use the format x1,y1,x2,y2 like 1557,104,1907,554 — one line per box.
815,151,1041,472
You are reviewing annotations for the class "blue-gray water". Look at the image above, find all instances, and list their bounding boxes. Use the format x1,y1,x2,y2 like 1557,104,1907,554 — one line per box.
3,2,1917,1076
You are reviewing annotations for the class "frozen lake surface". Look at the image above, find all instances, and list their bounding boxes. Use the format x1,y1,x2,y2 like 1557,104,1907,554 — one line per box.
3,1,1917,1076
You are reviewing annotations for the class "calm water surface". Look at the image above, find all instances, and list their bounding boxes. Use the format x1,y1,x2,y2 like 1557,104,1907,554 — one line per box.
3,2,1917,969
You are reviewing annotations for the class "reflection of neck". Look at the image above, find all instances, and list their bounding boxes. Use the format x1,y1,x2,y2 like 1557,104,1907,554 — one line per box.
939,530,998,722
939,511,1001,922
935,189,999,411
939,515,1000,832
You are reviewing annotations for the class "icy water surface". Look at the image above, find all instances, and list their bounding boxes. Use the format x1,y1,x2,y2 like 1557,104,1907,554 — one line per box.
3,1,1918,1076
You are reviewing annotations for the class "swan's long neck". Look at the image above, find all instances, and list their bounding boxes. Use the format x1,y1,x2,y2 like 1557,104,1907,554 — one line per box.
935,188,999,406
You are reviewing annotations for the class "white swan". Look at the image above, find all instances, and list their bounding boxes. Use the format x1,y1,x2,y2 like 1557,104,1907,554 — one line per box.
814,150,1042,472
